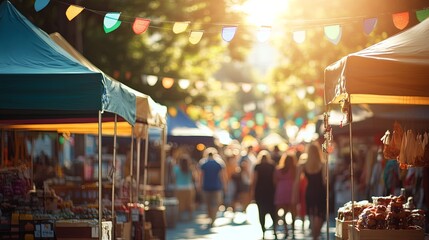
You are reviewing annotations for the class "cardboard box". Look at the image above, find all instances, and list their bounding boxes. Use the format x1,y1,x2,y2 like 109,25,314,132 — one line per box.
335,218,354,240
348,225,424,240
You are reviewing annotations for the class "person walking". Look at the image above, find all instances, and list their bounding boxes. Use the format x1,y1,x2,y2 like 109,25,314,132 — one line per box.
198,147,227,228
293,142,326,240
271,145,283,165
234,156,252,212
274,152,297,238
173,155,196,221
252,150,277,239
224,153,239,212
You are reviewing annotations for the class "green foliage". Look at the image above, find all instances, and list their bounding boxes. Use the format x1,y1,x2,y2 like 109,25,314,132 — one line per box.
9,0,429,126
266,0,428,121
11,0,252,107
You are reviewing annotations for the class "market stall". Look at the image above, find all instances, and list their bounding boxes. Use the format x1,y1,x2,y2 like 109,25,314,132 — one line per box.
0,1,167,239
164,107,214,147
324,17,429,239
50,33,168,239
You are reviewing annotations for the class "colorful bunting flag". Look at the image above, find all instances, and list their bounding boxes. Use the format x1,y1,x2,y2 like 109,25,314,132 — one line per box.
241,83,252,93
104,12,122,33
392,12,409,30
416,9,429,22
222,26,238,42
173,21,190,34
178,79,191,89
292,30,306,44
133,18,150,34
189,30,204,44
256,26,271,42
162,77,174,89
363,18,377,35
146,75,158,86
34,0,50,12
324,25,342,45
66,5,84,21
34,1,429,46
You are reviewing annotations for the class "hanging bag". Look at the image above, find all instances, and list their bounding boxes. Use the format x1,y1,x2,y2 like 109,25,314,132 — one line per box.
382,121,403,160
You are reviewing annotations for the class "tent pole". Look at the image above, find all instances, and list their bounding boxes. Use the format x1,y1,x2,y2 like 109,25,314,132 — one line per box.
111,114,117,235
98,111,103,240
160,126,167,188
31,135,35,189
349,117,355,239
136,136,141,202
130,130,134,203
0,130,3,165
143,125,149,198
325,150,330,240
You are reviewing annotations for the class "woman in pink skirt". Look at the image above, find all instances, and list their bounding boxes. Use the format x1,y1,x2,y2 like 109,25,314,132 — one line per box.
274,153,297,238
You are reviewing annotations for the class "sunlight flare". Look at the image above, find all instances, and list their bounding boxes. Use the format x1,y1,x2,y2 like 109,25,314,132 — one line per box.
234,0,289,26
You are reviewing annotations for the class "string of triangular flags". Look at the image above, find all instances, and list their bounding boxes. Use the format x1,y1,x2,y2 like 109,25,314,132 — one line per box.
34,0,429,45
137,74,323,99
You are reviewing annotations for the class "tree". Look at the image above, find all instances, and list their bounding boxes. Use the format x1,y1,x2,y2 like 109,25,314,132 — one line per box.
267,0,428,121
11,0,253,107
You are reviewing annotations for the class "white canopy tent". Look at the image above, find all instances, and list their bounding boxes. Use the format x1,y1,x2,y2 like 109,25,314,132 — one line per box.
324,18,429,239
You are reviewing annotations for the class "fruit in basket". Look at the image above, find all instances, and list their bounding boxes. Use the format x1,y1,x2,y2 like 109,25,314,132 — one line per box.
389,200,404,213
375,205,387,213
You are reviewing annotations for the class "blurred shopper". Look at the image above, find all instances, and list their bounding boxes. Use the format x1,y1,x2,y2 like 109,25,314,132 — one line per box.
293,142,326,240
369,147,385,197
383,158,402,196
241,145,257,173
252,150,277,239
224,153,239,211
274,153,297,238
199,148,227,228
173,155,196,221
164,146,176,197
233,156,252,212
334,158,351,212
271,145,282,165
297,153,308,230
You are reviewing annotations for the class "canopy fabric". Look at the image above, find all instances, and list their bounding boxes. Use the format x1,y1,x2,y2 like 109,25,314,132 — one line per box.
150,108,214,146
0,122,133,136
0,1,135,125
322,104,429,136
324,18,429,106
261,132,287,147
167,108,213,137
49,33,167,128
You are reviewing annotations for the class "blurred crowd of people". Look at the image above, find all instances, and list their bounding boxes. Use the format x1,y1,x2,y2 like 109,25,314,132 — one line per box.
164,136,429,239
165,140,329,240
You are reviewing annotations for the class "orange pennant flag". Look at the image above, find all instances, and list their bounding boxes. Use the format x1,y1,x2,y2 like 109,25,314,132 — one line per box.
66,5,84,21
133,18,151,34
392,12,409,30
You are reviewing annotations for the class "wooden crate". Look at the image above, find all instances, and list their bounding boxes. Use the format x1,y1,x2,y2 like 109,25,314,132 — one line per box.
335,218,354,240
348,225,424,240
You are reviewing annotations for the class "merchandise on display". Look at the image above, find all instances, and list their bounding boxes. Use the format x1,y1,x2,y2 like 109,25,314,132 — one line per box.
335,193,425,240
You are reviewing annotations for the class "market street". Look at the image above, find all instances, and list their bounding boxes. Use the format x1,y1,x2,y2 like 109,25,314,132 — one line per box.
166,203,337,240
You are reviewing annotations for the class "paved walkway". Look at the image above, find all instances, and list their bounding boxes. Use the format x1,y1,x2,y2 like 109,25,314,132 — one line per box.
166,203,337,240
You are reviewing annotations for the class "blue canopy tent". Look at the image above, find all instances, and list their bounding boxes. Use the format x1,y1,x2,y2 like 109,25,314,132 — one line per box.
0,30,168,223
150,108,214,146
0,0,136,125
0,1,139,235
168,108,214,146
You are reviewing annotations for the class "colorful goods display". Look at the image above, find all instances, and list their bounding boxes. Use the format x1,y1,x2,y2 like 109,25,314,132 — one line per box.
336,194,425,240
